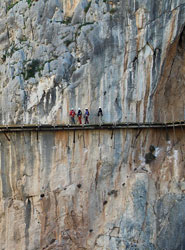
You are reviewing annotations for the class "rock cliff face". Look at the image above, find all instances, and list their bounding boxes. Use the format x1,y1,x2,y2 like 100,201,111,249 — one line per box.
0,129,185,250
0,0,185,124
0,0,185,249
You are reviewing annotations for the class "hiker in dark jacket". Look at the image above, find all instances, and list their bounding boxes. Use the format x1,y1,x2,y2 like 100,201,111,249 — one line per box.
97,107,103,125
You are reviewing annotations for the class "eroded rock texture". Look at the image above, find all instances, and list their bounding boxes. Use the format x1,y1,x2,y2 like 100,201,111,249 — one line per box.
0,129,185,250
0,0,184,124
0,0,185,250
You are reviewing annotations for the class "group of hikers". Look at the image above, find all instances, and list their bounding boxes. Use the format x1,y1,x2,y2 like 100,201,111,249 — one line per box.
69,107,103,125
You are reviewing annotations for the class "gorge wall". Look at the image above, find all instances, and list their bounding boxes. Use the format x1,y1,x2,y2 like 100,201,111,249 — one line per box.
0,0,184,124
0,128,185,250
0,0,185,249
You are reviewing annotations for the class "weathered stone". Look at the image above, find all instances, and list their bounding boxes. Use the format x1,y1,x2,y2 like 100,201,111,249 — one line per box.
0,0,184,124
0,0,185,249
0,128,184,249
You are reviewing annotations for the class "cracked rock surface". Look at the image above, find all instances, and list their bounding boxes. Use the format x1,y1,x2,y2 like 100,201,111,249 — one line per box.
0,129,185,249
0,0,184,124
0,0,185,250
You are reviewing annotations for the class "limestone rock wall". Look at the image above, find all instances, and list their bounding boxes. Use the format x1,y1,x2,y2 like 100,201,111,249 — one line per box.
0,129,185,250
0,0,185,250
0,0,184,124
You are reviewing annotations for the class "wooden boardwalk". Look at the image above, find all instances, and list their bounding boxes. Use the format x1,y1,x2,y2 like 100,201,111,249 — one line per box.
0,121,184,132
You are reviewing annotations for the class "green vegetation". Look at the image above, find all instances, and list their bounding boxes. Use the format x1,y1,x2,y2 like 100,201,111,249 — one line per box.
7,1,19,11
110,8,117,14
74,22,94,42
2,54,6,62
7,0,33,11
84,1,91,13
23,59,43,80
64,40,74,47
62,16,72,25
78,22,94,30
19,35,28,43
27,0,33,7
5,44,20,57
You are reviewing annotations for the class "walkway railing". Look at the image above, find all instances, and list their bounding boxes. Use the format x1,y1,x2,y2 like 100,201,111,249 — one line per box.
0,121,185,133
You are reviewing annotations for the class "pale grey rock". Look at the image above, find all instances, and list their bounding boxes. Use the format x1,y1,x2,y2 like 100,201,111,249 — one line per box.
0,129,184,250
156,194,185,250
0,0,185,249
72,0,88,24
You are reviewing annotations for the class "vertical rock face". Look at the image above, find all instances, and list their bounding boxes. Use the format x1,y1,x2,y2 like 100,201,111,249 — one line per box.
154,26,185,122
0,0,184,124
0,129,185,250
0,0,185,249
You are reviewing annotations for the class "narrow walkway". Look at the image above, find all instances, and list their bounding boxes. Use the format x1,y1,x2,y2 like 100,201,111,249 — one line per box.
0,121,185,132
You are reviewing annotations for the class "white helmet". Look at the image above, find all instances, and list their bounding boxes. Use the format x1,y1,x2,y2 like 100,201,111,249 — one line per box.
78,108,81,110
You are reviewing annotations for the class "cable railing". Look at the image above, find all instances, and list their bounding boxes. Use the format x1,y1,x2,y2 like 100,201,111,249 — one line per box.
1,107,185,130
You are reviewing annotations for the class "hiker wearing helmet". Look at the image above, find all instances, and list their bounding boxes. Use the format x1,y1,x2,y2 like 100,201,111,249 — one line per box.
69,108,76,124
97,107,103,125
77,108,82,124
84,108,90,124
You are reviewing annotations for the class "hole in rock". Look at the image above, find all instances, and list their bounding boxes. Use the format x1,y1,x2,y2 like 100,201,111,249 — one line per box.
149,145,155,153
145,152,156,164
103,200,108,206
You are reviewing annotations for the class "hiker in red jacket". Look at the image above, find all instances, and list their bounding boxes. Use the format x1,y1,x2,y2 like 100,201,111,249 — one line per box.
69,108,76,124
84,108,90,124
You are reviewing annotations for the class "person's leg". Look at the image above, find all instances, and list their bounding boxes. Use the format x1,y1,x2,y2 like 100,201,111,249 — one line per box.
72,117,75,124
70,117,73,124
79,116,82,124
100,115,103,125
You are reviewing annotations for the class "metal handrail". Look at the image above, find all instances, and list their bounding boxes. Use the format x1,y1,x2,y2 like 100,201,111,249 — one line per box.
0,121,184,133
